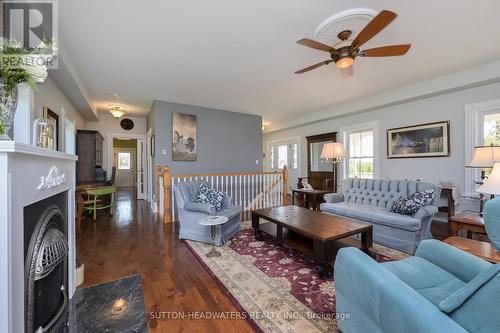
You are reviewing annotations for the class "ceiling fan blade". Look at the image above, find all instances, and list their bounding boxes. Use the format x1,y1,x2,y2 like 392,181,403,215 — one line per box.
351,10,397,50
340,66,353,79
360,44,411,57
297,38,336,53
295,60,333,74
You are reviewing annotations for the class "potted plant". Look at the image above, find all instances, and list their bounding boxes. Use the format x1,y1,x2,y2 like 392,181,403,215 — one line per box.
0,39,48,139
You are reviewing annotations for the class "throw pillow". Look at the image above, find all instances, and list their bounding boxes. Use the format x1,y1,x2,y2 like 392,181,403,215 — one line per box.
390,189,436,215
195,183,225,211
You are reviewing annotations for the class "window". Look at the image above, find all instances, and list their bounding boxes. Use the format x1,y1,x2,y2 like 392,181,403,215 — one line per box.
483,112,500,145
268,141,298,170
347,130,374,179
277,145,288,169
118,152,131,170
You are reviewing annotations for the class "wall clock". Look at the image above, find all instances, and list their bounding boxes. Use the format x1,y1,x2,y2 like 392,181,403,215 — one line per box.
120,118,134,130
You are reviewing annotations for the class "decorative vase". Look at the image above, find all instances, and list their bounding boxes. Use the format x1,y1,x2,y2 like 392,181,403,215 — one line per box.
0,86,18,140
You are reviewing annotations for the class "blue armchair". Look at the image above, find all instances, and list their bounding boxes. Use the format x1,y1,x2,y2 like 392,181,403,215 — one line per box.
174,181,242,246
335,240,499,333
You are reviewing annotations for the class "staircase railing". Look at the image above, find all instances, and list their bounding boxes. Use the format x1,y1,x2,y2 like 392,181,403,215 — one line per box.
156,166,288,223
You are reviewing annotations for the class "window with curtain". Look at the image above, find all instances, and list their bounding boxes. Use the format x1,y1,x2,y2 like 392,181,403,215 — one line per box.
347,130,374,179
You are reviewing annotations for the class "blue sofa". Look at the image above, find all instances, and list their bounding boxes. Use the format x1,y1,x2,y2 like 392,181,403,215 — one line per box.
174,181,242,245
335,240,500,333
321,178,441,254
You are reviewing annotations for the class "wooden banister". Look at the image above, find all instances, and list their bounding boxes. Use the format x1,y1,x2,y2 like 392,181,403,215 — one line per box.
172,171,278,178
163,166,172,224
282,166,289,205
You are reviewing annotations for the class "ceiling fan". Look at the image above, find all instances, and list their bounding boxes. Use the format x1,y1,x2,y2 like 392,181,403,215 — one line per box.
295,10,411,78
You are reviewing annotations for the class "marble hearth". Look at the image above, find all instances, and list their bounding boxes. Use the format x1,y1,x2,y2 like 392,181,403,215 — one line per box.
0,141,77,333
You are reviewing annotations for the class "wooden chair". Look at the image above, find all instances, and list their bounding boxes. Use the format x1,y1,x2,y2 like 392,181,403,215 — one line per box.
83,186,116,221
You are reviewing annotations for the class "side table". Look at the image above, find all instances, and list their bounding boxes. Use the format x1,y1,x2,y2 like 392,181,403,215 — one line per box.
448,211,486,239
444,237,500,263
198,215,229,257
291,188,332,211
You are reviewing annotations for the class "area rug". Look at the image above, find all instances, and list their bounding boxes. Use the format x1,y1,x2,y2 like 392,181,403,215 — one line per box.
70,274,147,333
185,221,408,333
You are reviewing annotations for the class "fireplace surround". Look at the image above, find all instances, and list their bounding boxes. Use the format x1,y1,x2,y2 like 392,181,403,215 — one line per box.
0,141,77,333
24,193,69,332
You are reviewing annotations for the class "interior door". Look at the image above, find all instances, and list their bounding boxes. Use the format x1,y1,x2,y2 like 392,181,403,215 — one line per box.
269,140,299,190
136,139,146,200
114,148,136,187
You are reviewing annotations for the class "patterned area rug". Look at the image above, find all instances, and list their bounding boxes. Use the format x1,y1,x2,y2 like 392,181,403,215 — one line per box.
185,221,408,333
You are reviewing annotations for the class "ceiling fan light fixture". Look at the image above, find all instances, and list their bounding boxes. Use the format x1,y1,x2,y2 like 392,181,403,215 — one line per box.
335,56,353,69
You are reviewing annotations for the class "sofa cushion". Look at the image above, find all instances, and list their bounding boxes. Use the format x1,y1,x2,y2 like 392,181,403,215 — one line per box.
321,202,422,231
382,256,466,307
390,189,436,215
196,183,226,211
439,264,500,314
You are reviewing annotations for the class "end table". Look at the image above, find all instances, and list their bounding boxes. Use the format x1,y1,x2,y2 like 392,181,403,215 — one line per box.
448,211,486,239
198,215,229,258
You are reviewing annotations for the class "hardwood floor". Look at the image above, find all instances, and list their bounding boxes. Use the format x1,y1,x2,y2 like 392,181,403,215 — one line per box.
78,188,454,332
77,187,254,333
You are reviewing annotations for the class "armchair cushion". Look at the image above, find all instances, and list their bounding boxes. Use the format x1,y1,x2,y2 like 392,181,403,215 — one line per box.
195,183,226,211
390,189,436,215
184,201,216,215
439,264,500,314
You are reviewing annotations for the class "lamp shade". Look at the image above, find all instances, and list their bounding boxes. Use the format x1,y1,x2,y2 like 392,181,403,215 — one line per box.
477,162,500,195
467,146,500,168
320,142,346,159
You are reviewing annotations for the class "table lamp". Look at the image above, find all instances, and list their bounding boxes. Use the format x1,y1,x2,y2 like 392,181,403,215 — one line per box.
467,145,500,216
477,162,500,251
320,142,346,165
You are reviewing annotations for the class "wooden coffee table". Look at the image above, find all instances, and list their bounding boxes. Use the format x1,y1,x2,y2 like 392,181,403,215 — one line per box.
251,205,373,279
444,236,500,263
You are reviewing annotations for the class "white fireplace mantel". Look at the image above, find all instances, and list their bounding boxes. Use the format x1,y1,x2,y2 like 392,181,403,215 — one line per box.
0,141,78,333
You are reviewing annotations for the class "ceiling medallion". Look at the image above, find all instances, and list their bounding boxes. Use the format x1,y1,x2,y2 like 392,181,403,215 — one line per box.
314,8,377,46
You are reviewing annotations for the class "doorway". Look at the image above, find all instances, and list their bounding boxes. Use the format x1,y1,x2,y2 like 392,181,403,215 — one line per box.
107,133,147,200
268,137,301,191
113,139,137,188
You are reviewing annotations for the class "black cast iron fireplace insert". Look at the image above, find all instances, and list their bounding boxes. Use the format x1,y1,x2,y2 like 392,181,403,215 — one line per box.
24,192,69,333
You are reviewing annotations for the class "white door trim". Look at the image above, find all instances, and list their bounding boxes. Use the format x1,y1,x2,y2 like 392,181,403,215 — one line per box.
464,99,500,197
106,132,147,199
266,135,302,176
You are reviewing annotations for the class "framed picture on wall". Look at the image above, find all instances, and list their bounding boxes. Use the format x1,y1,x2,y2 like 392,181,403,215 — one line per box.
43,107,59,150
172,112,197,161
387,121,450,158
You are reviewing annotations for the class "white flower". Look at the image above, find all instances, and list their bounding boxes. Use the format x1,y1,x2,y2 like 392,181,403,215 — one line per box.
21,61,47,83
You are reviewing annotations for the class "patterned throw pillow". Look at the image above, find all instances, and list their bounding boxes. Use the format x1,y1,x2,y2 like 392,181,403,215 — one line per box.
390,189,436,215
195,183,226,211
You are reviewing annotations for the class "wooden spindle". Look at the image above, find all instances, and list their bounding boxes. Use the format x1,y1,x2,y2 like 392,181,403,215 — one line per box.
163,166,172,223
282,166,289,205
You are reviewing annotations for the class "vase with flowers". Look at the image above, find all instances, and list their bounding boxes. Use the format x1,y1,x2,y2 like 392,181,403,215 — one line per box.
0,38,48,139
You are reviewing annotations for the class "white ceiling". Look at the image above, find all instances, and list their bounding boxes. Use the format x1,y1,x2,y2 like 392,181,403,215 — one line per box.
59,0,500,126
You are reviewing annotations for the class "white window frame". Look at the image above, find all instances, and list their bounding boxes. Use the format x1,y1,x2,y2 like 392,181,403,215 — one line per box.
464,99,500,197
339,121,380,180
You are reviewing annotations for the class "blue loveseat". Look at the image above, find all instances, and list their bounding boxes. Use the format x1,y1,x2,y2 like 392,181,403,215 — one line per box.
321,178,441,254
174,181,242,245
335,240,500,333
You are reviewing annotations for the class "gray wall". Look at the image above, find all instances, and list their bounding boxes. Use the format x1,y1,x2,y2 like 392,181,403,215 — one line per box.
149,100,262,195
264,81,500,214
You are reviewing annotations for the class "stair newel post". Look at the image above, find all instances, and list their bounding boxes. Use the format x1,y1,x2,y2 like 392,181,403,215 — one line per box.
156,166,162,214
163,166,173,224
282,166,289,205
